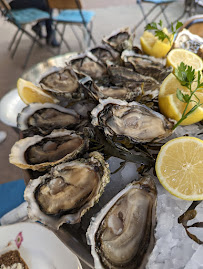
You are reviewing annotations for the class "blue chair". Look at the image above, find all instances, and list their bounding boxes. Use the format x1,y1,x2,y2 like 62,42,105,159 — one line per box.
0,0,54,68
47,0,96,54
136,0,178,29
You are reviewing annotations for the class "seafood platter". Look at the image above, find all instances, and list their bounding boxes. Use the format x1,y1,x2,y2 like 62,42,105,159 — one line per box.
9,27,203,268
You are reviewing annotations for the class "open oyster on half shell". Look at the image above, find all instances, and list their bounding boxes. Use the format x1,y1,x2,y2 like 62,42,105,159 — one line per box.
39,66,83,101
68,52,107,80
9,129,88,171
24,151,110,229
80,76,142,102
17,103,81,136
121,50,173,83
91,98,173,143
89,45,120,65
102,27,132,53
173,29,203,55
86,176,157,269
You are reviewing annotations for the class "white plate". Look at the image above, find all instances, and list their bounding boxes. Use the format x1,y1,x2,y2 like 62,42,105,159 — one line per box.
0,88,26,127
0,222,82,269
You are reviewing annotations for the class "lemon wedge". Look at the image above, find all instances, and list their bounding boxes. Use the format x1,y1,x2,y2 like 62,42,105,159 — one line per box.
158,73,203,125
17,78,58,104
155,136,203,200
140,28,173,58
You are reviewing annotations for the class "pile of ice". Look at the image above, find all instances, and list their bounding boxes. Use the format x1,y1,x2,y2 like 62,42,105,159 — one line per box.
146,183,203,269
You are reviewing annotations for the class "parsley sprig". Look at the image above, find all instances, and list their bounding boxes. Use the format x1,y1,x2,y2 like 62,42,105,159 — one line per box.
145,20,183,45
173,62,203,129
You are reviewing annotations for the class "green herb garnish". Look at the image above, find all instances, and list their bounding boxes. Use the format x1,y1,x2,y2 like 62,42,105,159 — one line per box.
145,20,183,45
173,62,203,129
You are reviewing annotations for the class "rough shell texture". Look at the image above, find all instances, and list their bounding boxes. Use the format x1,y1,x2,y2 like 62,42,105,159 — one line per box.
86,176,157,269
24,151,110,229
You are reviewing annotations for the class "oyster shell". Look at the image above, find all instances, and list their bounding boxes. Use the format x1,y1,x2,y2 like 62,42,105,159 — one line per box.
24,151,110,229
17,103,81,136
107,65,160,99
102,28,132,53
81,76,141,102
173,29,203,55
91,98,173,143
89,45,120,65
40,66,83,100
9,129,88,171
68,52,107,80
86,176,157,269
121,50,173,83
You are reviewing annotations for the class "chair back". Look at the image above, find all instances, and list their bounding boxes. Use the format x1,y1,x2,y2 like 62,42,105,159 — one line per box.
0,0,16,23
0,0,11,10
47,0,82,10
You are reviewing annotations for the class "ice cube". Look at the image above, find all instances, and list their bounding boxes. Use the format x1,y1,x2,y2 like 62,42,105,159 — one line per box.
121,161,139,182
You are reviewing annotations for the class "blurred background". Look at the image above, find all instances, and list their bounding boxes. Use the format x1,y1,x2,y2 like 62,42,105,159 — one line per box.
0,0,202,183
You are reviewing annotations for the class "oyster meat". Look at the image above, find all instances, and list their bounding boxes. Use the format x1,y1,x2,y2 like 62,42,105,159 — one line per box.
9,129,88,171
91,98,173,143
24,151,110,229
17,103,81,136
121,50,173,83
68,52,107,80
86,176,157,269
81,76,141,102
89,45,120,65
40,66,82,100
102,28,132,52
173,29,203,55
107,65,160,98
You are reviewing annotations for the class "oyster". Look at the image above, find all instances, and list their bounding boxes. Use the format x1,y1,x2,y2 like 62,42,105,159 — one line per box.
9,129,88,171
81,77,141,102
89,45,120,65
173,29,203,55
121,50,173,83
102,28,132,53
107,65,160,99
17,103,81,136
24,151,110,229
91,98,173,143
40,66,82,100
68,52,107,80
86,176,157,269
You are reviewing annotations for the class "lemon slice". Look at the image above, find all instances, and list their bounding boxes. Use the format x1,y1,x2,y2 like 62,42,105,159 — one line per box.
17,78,58,104
158,73,203,125
166,48,203,72
140,29,173,58
155,136,203,200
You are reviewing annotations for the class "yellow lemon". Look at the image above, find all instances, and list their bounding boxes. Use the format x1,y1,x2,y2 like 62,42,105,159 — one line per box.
159,73,203,125
166,48,203,72
140,29,173,58
155,136,203,200
17,78,58,104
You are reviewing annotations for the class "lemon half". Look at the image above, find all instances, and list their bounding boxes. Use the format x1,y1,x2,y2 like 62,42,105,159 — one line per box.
166,48,203,72
155,136,203,200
